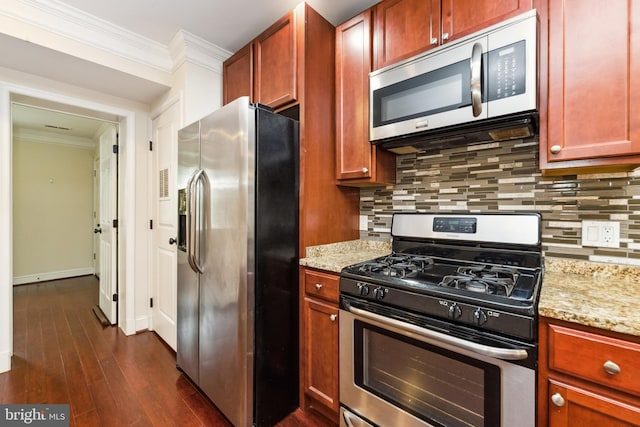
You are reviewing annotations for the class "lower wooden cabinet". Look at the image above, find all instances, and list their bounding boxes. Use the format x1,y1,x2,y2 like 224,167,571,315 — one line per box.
539,317,640,426
300,267,340,424
547,380,640,426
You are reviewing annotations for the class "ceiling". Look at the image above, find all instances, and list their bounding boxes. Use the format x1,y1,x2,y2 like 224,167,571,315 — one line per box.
7,0,379,142
58,0,380,53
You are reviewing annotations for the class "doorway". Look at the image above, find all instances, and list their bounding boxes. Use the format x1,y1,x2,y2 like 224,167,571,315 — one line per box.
0,85,139,373
12,103,119,325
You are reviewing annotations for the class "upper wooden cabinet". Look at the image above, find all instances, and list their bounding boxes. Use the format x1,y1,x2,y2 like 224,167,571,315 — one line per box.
223,44,253,105
254,12,297,109
222,11,297,110
372,0,533,70
224,3,360,257
373,0,439,70
540,1,640,173
336,11,395,187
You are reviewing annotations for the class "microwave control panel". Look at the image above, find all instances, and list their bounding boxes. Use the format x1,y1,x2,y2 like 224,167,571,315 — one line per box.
485,40,526,102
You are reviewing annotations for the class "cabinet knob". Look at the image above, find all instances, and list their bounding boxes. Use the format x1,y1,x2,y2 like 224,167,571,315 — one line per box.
361,167,369,174
603,360,621,375
329,314,337,322
441,32,449,42
550,145,562,154
551,393,565,407
430,37,438,45
315,283,323,291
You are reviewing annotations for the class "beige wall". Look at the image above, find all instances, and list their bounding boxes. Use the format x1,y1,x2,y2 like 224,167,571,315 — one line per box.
12,139,94,283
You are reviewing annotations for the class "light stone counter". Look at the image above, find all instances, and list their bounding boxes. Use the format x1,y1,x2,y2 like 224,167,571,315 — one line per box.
541,257,640,337
300,241,640,338
299,240,391,273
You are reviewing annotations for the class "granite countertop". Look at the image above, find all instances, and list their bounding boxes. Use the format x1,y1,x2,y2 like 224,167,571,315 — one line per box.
300,240,640,338
541,258,640,337
299,240,392,273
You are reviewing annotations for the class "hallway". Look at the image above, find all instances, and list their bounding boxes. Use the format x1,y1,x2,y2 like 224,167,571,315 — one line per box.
0,277,327,426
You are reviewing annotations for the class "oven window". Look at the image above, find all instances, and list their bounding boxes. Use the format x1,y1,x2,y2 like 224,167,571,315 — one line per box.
354,321,500,427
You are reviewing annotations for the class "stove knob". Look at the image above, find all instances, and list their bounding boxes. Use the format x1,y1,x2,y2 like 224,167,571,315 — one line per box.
448,303,462,320
373,287,386,300
474,308,488,326
357,284,370,296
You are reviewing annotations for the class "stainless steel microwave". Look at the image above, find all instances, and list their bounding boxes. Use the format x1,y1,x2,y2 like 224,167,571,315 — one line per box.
369,10,538,153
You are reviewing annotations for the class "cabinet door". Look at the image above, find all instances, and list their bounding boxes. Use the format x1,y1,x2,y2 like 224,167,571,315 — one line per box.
336,11,374,181
548,381,640,426
223,43,253,105
544,1,640,164
441,0,533,44
373,0,440,70
337,11,396,186
303,297,339,414
254,11,297,109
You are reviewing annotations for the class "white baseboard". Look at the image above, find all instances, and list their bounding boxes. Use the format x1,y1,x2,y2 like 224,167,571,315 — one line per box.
0,350,11,373
13,267,95,285
135,315,149,332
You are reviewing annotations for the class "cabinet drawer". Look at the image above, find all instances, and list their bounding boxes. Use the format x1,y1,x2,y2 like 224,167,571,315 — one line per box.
548,324,640,396
304,270,339,302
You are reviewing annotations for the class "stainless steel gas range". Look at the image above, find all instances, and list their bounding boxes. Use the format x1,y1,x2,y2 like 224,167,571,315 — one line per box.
339,212,543,427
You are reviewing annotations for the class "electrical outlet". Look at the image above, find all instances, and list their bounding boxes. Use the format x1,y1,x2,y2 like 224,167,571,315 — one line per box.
581,221,620,248
359,215,368,231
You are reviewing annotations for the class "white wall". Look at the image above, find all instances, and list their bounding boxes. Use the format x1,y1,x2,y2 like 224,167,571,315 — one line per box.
12,139,94,283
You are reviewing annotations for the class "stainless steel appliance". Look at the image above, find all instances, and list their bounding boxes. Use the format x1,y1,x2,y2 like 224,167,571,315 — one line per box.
339,213,543,427
176,96,299,427
369,10,538,153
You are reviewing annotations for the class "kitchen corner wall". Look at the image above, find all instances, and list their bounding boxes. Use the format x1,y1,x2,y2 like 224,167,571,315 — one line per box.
360,139,640,266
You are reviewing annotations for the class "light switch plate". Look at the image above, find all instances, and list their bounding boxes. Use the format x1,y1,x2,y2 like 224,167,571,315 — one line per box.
581,220,620,248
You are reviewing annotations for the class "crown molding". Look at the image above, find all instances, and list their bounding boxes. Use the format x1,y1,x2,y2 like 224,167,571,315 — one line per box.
2,0,173,72
169,30,232,74
2,0,231,77
14,127,96,150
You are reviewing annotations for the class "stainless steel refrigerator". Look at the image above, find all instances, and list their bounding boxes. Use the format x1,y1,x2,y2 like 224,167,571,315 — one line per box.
176,97,299,427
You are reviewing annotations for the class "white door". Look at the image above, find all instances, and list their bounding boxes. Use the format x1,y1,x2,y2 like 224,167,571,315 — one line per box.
98,124,118,324
93,156,101,279
150,101,180,350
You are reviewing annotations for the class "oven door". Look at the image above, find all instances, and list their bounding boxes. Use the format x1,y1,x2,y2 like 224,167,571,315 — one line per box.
339,302,536,427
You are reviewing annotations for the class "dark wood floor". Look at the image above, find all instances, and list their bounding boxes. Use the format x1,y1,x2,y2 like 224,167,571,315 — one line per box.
0,276,331,427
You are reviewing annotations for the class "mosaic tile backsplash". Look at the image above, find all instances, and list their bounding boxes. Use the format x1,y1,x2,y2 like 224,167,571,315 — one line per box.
360,139,640,266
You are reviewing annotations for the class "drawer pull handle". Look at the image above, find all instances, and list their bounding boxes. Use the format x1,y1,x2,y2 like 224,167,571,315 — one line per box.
315,283,323,291
603,360,621,375
551,393,565,407
330,314,337,322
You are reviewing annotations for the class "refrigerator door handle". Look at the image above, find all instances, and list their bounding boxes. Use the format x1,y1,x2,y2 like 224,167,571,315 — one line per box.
186,169,205,274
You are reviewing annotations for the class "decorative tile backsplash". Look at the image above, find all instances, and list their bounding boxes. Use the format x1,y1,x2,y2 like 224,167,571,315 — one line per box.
360,139,640,266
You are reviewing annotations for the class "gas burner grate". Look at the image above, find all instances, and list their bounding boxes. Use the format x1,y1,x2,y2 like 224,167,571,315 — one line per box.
439,265,519,296
357,253,436,278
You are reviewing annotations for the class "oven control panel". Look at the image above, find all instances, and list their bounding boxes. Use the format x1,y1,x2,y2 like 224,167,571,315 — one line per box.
433,217,477,234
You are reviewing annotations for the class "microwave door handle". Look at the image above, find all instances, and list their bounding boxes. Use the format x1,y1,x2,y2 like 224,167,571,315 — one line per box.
470,42,483,117
347,305,529,361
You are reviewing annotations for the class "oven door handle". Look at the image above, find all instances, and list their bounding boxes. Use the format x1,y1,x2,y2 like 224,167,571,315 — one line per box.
347,305,530,361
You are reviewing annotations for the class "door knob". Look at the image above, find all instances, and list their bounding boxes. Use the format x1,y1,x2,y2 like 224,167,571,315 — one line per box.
169,237,177,245
93,227,102,234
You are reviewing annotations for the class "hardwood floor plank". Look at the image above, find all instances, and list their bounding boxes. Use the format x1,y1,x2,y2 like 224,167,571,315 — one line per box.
0,277,335,427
